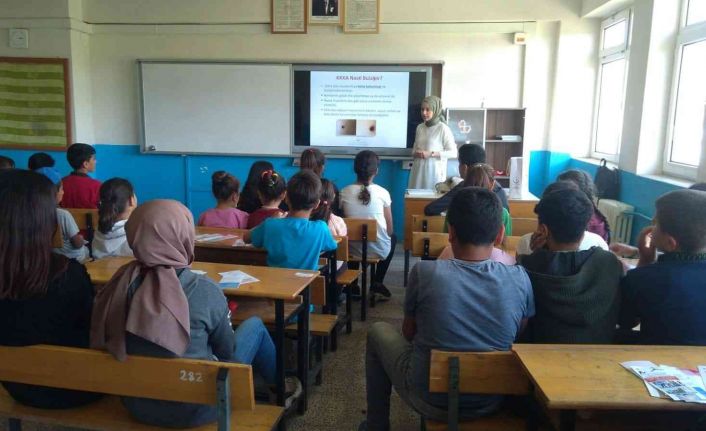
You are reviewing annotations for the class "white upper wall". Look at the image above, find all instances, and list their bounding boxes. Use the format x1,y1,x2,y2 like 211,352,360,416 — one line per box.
83,0,583,23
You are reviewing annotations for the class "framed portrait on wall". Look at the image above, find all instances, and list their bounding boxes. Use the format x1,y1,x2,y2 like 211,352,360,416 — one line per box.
271,0,307,34
309,0,342,25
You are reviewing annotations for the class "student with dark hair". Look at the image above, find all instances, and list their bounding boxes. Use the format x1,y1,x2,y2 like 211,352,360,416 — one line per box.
0,169,100,409
689,182,706,192
619,189,706,345
238,160,274,214
198,171,248,229
516,181,609,255
311,178,346,237
300,148,326,176
36,167,89,262
246,170,287,229
424,143,508,215
245,171,337,270
340,150,396,297
61,143,101,209
360,188,534,431
558,169,610,242
0,155,15,169
301,148,342,215
28,152,55,170
518,187,623,344
93,178,137,259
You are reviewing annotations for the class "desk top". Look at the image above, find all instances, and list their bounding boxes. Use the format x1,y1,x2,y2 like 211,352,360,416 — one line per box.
84,257,317,300
404,188,538,202
513,344,706,411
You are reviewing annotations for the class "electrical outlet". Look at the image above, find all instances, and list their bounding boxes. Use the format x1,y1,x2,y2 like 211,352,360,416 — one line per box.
9,29,29,49
401,160,414,170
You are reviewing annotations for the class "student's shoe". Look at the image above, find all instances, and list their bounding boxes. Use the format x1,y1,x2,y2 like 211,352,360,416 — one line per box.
268,377,303,411
370,282,391,298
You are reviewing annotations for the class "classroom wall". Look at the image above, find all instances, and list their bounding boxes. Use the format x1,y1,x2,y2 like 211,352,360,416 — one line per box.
529,150,683,244
0,0,604,241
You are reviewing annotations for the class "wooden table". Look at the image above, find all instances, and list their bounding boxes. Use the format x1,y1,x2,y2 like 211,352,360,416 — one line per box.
194,226,267,265
402,189,538,284
85,257,317,417
513,344,706,431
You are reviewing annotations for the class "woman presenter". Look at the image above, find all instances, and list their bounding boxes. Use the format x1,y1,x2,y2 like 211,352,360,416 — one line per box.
408,96,457,189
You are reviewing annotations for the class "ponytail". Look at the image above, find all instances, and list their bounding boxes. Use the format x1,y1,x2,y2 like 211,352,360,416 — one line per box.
353,150,379,206
257,169,287,203
311,178,335,222
98,178,134,234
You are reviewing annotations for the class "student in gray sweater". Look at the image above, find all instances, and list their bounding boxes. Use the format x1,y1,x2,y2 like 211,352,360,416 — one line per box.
518,184,623,344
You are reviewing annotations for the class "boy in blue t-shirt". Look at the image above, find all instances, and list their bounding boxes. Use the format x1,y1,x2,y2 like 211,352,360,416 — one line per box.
618,189,706,345
245,170,337,270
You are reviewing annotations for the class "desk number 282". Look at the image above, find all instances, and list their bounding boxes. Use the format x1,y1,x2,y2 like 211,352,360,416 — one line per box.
179,370,203,382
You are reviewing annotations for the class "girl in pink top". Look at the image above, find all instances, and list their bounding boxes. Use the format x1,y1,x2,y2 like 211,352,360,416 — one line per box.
198,171,249,229
311,179,347,237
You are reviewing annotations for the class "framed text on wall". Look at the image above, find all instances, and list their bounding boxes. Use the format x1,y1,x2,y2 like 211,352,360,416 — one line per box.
0,57,72,151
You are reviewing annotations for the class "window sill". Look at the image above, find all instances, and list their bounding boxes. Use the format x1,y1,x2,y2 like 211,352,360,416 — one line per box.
575,157,695,188
575,157,618,169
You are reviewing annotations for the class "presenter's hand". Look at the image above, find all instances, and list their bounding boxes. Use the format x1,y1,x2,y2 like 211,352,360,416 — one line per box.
414,151,431,159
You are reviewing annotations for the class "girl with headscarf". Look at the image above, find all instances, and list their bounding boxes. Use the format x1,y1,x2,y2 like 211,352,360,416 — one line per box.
408,95,457,189
91,199,280,428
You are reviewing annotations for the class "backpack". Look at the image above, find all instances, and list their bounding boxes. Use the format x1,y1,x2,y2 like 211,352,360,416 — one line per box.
594,159,620,200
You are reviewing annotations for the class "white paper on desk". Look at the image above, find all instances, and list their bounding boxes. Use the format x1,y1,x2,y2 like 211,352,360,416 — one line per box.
195,234,238,243
218,270,259,285
699,366,706,389
660,365,706,402
190,270,207,275
621,361,663,398
232,239,248,247
294,272,315,278
406,188,435,196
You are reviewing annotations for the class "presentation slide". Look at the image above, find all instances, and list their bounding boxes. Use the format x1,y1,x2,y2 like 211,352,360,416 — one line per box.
309,71,410,148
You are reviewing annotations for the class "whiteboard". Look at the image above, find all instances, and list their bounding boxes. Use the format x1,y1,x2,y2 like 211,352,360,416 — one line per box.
139,62,291,155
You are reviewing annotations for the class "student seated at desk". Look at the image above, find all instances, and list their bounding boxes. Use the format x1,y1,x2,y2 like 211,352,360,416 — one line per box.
0,169,100,409
37,167,90,263
91,200,289,427
0,155,15,169
515,181,609,256
246,169,287,229
198,171,249,229
93,178,137,259
311,178,347,237
301,148,341,216
360,188,534,431
557,169,611,243
61,143,101,209
28,151,55,170
424,143,508,215
340,150,396,298
517,185,622,344
245,171,337,271
618,189,706,346
238,160,273,214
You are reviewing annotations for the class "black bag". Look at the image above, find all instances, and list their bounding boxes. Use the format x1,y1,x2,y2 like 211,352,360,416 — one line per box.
594,158,620,200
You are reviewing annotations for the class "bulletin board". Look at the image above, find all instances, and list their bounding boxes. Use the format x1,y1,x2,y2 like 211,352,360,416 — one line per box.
0,57,72,151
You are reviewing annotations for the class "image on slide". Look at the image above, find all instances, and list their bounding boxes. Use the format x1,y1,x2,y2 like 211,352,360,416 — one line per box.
336,119,356,136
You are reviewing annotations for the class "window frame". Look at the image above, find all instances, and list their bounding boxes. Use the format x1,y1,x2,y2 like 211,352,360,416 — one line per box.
663,0,706,179
590,9,632,163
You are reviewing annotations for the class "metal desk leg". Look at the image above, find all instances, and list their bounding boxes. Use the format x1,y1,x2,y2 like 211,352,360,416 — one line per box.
297,286,310,414
8,419,21,431
559,410,576,431
404,249,410,286
361,263,368,321
274,299,285,407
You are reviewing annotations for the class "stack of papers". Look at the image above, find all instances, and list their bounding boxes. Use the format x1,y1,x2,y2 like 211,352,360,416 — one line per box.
406,189,436,196
218,270,259,288
195,233,238,243
622,361,706,403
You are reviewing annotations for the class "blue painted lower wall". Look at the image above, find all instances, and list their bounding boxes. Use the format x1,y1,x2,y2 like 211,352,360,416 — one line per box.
529,150,684,244
2,144,411,239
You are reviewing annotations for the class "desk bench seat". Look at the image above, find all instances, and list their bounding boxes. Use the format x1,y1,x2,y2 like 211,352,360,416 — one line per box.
0,388,281,431
425,413,526,431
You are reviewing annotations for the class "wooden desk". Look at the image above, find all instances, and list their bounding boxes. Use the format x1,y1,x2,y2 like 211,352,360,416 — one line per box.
402,189,538,284
513,344,706,431
194,226,267,266
84,257,316,416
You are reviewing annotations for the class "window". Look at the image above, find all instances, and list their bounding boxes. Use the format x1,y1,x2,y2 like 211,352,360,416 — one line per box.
591,10,631,162
665,0,706,179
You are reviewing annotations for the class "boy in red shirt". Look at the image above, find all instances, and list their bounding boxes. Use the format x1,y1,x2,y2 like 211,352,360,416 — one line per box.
61,143,101,209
